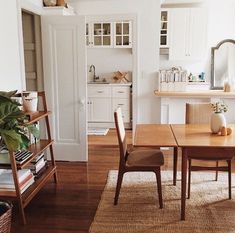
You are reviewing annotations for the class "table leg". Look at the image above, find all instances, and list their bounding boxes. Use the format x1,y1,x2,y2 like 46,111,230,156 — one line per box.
173,147,178,186
181,148,187,220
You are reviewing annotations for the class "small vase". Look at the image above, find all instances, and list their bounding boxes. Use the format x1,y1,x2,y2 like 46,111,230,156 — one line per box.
210,112,226,134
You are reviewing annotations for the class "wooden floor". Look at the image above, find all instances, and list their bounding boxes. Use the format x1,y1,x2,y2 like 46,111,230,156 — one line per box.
11,130,235,233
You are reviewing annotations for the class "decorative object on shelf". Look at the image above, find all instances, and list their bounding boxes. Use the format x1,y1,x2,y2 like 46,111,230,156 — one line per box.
210,102,228,134
0,90,39,151
43,0,57,6
223,80,231,92
158,67,188,92
22,91,38,112
56,0,66,7
113,71,129,83
0,200,12,233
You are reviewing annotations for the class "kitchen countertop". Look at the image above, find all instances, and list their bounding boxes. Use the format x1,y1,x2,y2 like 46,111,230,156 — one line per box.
154,90,235,98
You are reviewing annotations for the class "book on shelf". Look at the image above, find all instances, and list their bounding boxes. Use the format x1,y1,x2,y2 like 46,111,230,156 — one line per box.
25,157,46,175
0,169,35,194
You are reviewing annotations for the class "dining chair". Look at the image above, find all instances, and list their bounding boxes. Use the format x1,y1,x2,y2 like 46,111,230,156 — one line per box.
186,103,232,199
114,107,164,208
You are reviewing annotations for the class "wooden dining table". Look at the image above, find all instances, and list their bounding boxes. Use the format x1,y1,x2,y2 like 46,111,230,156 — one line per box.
135,123,235,220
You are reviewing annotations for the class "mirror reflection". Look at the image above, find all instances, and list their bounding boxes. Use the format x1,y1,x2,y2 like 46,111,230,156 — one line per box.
211,39,235,90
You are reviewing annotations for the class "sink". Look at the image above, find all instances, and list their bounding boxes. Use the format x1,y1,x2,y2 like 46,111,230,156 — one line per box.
88,81,110,84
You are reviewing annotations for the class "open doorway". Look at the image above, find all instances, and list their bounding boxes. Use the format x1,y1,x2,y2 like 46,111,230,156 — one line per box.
21,10,44,91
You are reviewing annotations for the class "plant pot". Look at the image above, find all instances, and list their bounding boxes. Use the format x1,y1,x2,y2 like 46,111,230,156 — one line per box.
210,112,226,134
0,201,12,233
22,91,38,112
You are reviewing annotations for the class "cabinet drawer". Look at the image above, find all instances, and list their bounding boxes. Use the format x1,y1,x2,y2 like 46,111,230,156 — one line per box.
112,86,130,98
88,86,111,97
112,98,130,111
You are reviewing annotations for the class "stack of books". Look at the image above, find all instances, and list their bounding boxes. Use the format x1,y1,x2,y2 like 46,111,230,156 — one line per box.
0,169,34,194
25,153,47,178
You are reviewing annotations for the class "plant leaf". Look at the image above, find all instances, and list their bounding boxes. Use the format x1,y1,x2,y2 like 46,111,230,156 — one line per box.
26,124,40,139
0,90,18,98
0,129,22,151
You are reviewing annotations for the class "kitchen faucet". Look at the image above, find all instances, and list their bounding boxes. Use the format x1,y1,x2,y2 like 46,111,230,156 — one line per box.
89,64,99,82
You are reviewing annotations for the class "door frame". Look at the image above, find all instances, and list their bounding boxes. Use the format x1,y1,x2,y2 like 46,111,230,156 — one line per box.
85,14,138,136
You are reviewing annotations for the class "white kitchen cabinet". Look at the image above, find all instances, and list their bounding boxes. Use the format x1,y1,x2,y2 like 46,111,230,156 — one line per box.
86,22,113,48
86,21,132,48
87,84,131,125
169,8,207,61
114,21,132,48
112,86,131,122
87,85,112,122
88,98,112,122
160,10,169,48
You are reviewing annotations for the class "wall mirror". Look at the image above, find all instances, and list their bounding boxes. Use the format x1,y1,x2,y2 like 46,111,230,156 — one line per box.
211,39,235,89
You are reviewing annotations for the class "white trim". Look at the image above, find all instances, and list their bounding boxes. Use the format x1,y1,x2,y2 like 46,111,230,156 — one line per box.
20,0,43,15
16,0,26,91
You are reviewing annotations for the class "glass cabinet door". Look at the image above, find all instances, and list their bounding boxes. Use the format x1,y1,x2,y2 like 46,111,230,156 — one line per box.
114,21,132,48
160,11,169,47
93,22,112,47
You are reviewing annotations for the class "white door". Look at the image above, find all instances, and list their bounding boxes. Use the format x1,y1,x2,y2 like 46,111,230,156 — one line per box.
41,16,87,161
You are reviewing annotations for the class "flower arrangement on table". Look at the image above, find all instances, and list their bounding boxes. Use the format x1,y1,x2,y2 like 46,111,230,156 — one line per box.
211,102,228,113
211,102,231,136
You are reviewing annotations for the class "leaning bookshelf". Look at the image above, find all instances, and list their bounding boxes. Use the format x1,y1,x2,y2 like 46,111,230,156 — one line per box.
0,91,58,224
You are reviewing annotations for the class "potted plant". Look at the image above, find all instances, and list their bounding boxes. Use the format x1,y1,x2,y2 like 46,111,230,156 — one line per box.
0,90,39,152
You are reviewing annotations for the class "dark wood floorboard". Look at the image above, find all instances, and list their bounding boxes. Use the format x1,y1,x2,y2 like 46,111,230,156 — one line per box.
10,133,235,232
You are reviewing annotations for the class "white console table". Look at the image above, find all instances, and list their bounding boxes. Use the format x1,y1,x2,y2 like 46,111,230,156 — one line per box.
154,91,235,124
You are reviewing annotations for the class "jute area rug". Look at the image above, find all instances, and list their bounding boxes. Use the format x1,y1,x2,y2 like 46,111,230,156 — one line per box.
89,171,235,233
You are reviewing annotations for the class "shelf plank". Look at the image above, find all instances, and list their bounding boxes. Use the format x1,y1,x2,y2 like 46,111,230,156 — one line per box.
22,165,57,207
0,140,53,169
0,165,56,200
25,111,51,124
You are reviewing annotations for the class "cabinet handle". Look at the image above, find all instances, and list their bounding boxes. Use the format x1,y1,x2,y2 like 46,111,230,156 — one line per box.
97,91,104,93
118,91,124,93
118,104,124,106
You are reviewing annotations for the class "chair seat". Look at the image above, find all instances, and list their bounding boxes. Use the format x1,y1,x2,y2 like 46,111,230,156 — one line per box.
127,149,164,167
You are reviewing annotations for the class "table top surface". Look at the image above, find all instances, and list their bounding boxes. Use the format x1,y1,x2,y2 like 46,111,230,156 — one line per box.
134,124,177,147
171,124,235,148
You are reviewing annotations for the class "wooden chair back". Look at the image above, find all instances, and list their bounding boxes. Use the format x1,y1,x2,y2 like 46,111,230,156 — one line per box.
186,103,212,124
114,107,127,166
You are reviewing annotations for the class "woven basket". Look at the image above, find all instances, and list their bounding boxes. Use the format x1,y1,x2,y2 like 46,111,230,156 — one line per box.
0,201,12,233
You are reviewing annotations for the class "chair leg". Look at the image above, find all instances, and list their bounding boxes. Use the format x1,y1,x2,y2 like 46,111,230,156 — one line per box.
114,170,124,205
187,159,191,199
227,160,232,199
215,161,219,181
155,168,163,209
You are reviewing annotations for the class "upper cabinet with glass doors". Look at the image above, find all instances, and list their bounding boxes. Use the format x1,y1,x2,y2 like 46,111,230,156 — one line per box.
86,22,112,48
114,21,132,48
160,10,169,48
86,21,132,48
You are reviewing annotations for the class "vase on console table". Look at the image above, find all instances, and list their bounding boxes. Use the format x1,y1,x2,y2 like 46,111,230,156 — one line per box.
210,112,226,134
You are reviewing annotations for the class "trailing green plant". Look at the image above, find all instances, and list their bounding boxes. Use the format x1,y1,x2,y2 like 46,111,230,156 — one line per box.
0,90,39,151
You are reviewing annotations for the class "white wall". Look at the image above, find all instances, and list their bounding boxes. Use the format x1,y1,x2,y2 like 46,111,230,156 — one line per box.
75,0,161,123
87,48,132,82
0,0,43,92
160,0,235,83
0,1,23,91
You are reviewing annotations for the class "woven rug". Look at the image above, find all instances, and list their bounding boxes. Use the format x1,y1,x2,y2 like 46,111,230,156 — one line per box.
89,171,235,233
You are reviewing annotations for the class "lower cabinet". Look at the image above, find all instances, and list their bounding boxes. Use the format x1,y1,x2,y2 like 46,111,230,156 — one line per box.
87,84,131,124
88,97,112,122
